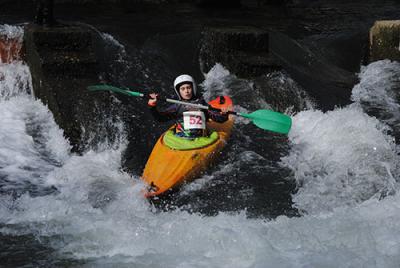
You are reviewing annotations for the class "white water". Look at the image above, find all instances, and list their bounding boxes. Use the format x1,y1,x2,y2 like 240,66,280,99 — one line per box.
281,60,400,215
282,105,399,214
0,24,24,40
351,60,400,127
1,25,400,266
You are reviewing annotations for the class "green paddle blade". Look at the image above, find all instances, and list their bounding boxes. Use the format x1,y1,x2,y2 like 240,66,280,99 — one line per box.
239,109,292,134
87,85,143,97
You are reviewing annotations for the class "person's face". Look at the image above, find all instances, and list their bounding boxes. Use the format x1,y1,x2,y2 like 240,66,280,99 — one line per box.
179,83,193,100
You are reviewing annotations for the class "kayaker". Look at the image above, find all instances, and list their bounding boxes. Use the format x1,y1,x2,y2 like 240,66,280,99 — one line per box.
148,74,229,139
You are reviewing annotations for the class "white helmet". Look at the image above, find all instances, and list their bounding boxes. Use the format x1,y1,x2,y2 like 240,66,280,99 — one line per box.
173,74,197,100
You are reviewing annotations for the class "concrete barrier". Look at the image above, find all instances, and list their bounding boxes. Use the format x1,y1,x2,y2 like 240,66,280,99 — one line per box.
24,23,106,152
369,20,400,62
199,27,281,78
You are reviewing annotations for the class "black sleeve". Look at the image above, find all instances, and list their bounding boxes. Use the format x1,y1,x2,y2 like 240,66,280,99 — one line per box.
207,109,229,123
201,99,229,123
149,104,178,122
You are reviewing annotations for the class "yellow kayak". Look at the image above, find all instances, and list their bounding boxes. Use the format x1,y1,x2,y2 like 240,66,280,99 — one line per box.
141,96,234,197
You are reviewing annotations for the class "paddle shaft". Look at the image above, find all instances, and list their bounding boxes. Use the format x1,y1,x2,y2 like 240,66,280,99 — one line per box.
165,98,209,110
166,98,291,134
88,85,292,134
165,98,238,115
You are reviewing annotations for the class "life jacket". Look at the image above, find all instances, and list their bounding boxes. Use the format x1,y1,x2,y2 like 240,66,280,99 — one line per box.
174,98,208,138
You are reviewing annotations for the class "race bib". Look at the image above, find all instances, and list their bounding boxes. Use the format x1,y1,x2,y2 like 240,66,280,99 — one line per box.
183,111,206,130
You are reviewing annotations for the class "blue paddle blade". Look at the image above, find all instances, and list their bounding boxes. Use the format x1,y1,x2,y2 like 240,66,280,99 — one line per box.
239,109,292,134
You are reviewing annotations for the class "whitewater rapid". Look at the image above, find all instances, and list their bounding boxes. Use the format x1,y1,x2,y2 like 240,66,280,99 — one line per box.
1,25,400,267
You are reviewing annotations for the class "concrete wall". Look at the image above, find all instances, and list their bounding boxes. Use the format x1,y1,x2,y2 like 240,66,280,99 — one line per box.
23,23,114,153
369,20,400,63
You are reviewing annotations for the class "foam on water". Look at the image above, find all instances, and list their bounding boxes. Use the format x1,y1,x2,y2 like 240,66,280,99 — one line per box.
282,105,400,215
0,61,32,98
351,60,400,123
2,170,400,267
0,24,24,40
0,61,70,190
201,63,233,101
281,59,400,216
201,63,261,126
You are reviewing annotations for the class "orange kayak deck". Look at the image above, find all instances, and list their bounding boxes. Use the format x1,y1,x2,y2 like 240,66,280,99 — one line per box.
141,96,234,197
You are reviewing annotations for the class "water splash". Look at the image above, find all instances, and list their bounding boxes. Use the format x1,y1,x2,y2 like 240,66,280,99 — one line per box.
0,25,24,63
351,60,400,131
100,32,132,83
282,105,400,214
0,62,32,99
283,59,400,215
0,58,69,194
0,24,24,40
201,63,233,101
2,179,400,267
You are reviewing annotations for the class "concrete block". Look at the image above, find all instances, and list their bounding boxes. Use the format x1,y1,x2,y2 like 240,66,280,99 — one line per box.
369,20,400,62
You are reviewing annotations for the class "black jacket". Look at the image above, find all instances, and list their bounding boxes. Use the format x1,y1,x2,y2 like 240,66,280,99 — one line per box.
150,97,228,125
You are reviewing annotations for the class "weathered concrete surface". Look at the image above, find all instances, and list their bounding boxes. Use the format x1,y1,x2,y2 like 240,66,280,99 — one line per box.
200,27,281,78
23,23,113,152
269,31,357,110
199,27,356,110
369,20,400,63
196,0,241,8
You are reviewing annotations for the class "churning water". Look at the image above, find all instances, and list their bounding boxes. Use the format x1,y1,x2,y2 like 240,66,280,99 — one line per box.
1,25,400,267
